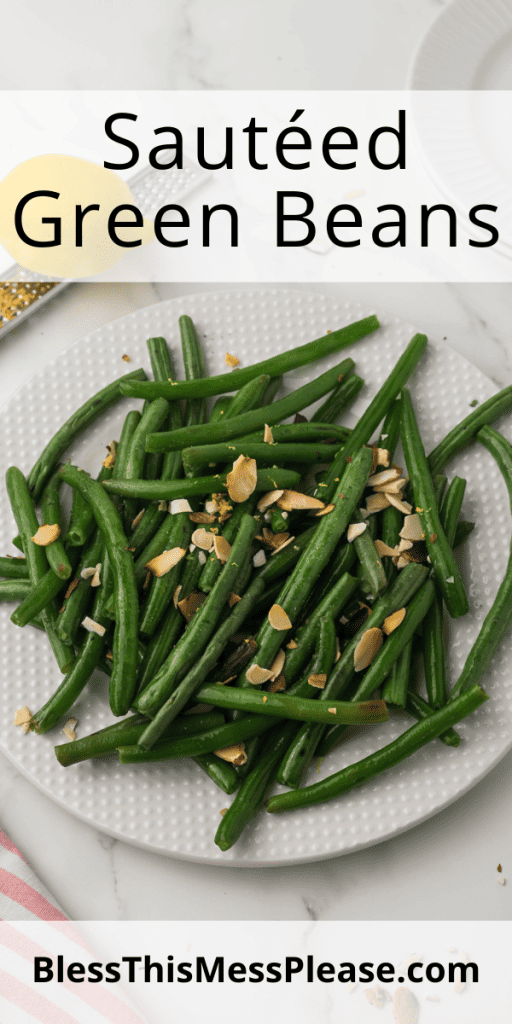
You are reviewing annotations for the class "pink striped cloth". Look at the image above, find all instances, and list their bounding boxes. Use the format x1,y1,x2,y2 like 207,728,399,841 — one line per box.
0,828,148,1023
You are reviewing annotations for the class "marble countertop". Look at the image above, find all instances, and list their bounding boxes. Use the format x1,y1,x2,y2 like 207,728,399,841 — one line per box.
1,279,512,922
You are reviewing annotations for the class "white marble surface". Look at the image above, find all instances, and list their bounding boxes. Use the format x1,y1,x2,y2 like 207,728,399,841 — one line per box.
1,280,512,921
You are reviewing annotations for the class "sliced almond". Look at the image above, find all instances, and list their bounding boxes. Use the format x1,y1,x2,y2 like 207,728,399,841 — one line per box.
257,489,284,512
198,551,207,565
246,664,274,685
314,503,335,517
375,539,397,558
270,535,295,556
191,527,215,551
226,455,258,503
102,441,117,470
335,637,341,663
189,511,216,524
63,718,78,741
224,351,240,368
31,524,60,546
178,591,207,622
397,538,413,553
131,508,145,529
91,563,102,588
376,447,390,468
276,490,325,512
328,708,337,715
366,493,391,514
145,547,187,577
263,424,274,444
268,674,286,692
268,604,292,631
399,514,424,542
286,639,298,650
173,585,182,608
215,742,246,766
383,607,406,635
228,592,241,608
368,466,402,487
347,522,367,542
373,477,407,495
396,554,411,570
386,493,413,515
213,535,232,563
354,627,383,672
308,673,327,689
269,648,285,680
170,498,192,515
81,565,97,580
82,616,106,637
205,499,218,515
13,706,32,727
253,549,267,567
215,496,233,523
64,578,78,599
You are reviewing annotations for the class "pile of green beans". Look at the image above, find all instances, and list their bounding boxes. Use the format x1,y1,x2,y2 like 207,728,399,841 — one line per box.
3,308,507,854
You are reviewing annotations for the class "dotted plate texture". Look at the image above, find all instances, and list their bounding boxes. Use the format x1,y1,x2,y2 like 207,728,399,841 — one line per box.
0,290,510,867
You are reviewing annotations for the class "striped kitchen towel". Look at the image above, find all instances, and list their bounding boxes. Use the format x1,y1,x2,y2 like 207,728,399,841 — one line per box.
0,828,148,1023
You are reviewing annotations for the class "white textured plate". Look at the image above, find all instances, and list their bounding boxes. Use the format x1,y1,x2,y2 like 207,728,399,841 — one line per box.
1,289,511,867
410,0,512,253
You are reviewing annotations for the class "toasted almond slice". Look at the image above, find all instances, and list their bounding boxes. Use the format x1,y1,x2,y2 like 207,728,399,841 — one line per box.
213,535,232,563
63,718,77,741
308,673,327,689
80,566,97,580
214,742,246,766
198,551,207,564
228,592,241,608
178,591,207,622
220,808,228,816
82,616,106,636
91,563,102,588
397,538,413,553
31,524,60,546
268,674,286,693
347,522,367,542
399,513,424,541
373,477,407,495
375,539,397,558
386,493,413,515
205,499,218,515
314,503,335,517
106,650,113,661
328,708,337,715
64,577,78,599
269,648,285,681
14,706,32,726
173,585,182,608
396,554,411,569
383,607,406,635
376,447,390,468
102,441,117,470
131,508,145,529
145,547,187,577
263,424,274,444
270,535,295,556
335,637,341,663
170,498,192,515
366,493,391,514
277,490,325,511
268,604,292,631
257,489,284,512
189,511,216,524
253,548,267,567
246,664,274,685
191,527,215,551
354,627,383,671
286,639,298,650
226,455,258,503
368,467,402,487
224,351,240,368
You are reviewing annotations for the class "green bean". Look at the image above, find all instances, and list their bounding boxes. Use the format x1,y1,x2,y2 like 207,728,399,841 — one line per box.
301,540,357,620
350,509,387,600
267,685,487,813
212,639,259,685
194,685,386,726
225,374,271,420
450,426,512,699
428,385,512,476
405,691,460,748
144,358,356,453
136,514,259,725
440,476,466,546
103,467,301,502
56,531,103,643
311,373,365,423
377,398,402,458
283,572,358,690
67,463,114,548
317,334,428,502
269,508,290,534
381,640,412,709
193,753,240,794
255,526,317,585
182,442,341,476
238,448,374,693
209,397,233,422
54,711,223,766
0,556,29,579
401,389,468,619
59,464,139,716
453,520,475,549
123,397,170,524
147,336,174,382
5,467,75,674
11,548,80,627
180,315,208,428
27,368,147,500
0,579,32,601
39,472,72,579
238,423,351,445
215,721,297,850
277,616,338,788
119,714,277,763
136,551,204,693
199,496,258,593
433,474,448,507
259,376,283,406
139,512,192,636
120,316,380,401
